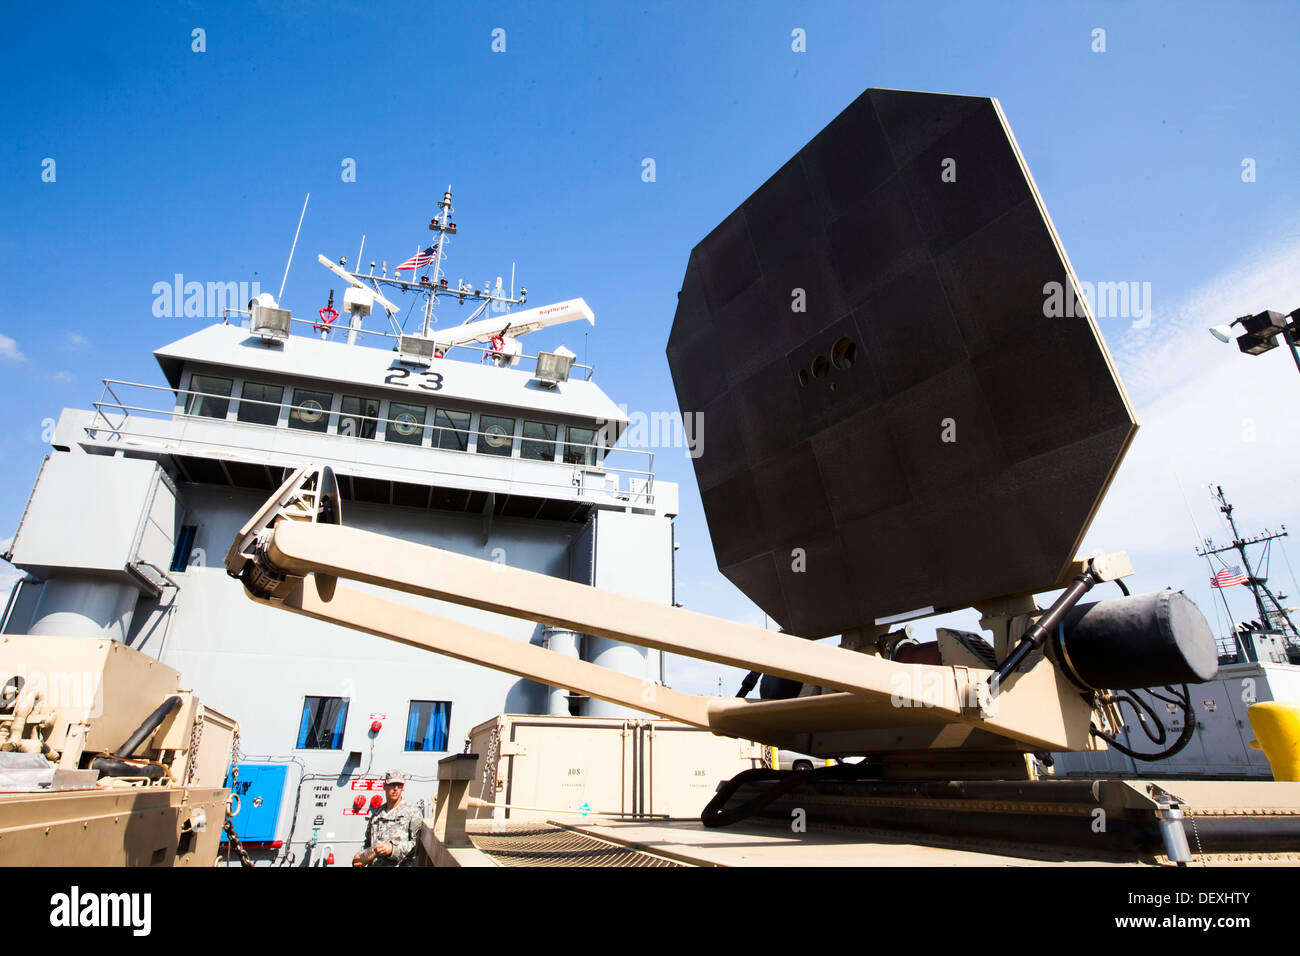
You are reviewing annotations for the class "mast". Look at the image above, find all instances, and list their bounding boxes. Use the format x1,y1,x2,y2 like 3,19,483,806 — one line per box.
1197,485,1299,645
422,187,454,337
317,184,528,346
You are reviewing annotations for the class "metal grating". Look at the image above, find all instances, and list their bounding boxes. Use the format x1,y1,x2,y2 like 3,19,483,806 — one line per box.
467,823,685,867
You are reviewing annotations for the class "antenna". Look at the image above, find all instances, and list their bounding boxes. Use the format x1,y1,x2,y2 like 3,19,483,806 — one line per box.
278,193,310,307
1196,485,1300,643
1178,473,1235,638
422,187,456,337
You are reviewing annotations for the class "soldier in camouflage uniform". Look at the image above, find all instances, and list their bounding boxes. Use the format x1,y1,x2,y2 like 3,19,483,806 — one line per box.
353,770,423,867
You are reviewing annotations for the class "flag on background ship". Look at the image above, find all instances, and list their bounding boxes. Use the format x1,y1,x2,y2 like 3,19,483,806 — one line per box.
396,247,437,271
1211,566,1249,588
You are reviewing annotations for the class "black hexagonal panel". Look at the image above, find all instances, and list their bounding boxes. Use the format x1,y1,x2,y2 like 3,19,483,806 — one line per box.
667,89,1137,638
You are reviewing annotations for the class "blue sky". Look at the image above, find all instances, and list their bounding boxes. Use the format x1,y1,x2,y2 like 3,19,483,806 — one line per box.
3,2,1299,694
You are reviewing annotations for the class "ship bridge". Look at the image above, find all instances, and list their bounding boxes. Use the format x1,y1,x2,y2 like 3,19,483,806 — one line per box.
63,318,674,523
10,307,681,756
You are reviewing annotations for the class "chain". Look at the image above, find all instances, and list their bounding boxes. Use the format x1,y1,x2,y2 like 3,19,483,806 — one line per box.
184,707,204,785
220,726,252,867
229,727,241,790
222,817,255,868
479,727,499,802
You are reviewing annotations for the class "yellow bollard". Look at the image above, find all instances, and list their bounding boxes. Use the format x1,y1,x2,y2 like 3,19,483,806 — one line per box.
1247,702,1300,781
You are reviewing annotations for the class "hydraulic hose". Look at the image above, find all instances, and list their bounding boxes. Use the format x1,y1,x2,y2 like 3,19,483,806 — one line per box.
89,756,168,781
701,760,880,828
114,696,182,758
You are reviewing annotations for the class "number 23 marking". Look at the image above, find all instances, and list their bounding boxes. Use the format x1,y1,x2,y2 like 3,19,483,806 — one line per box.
384,368,444,392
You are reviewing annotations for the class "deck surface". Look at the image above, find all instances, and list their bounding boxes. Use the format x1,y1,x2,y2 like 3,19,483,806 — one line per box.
554,818,1136,867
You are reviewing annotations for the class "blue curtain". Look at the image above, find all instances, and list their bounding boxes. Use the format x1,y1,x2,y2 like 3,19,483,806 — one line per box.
169,525,198,572
330,701,347,748
296,700,312,748
404,707,421,750
423,703,448,751
404,702,450,751
296,697,349,749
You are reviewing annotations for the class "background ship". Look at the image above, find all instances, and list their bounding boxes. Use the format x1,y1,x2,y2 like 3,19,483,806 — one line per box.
1053,485,1300,780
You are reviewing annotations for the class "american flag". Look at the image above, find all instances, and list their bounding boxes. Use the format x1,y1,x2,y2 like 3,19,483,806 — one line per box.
395,247,437,272
1211,566,1249,588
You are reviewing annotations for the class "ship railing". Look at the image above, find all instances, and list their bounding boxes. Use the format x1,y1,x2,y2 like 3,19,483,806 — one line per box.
85,379,657,507
222,309,597,381
1215,635,1242,662
89,380,130,437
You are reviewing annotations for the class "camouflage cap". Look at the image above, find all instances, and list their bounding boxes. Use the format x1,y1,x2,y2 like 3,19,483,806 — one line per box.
384,770,406,785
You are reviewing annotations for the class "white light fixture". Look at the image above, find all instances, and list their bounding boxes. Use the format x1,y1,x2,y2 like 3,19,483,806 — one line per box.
249,294,290,343
1209,324,1234,343
397,335,435,367
534,345,577,386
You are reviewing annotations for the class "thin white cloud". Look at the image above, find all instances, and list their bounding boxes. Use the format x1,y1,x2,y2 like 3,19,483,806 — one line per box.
64,332,89,350
1083,233,1300,635
52,371,73,383
0,333,24,362
1107,232,1300,410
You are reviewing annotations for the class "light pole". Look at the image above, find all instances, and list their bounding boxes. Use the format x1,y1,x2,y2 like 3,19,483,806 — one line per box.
1210,308,1300,377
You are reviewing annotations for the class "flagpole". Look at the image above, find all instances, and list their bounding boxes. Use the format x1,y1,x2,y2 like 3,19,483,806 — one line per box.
1211,570,1238,651
1214,484,1272,624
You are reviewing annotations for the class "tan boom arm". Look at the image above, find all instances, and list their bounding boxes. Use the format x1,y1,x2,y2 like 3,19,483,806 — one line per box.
226,465,1095,754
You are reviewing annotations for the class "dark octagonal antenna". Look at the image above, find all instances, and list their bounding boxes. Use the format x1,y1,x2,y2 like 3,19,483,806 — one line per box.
666,88,1137,638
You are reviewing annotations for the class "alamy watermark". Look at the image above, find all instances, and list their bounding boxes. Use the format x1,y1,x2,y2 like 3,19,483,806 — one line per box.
49,886,151,936
597,406,704,458
1043,278,1152,329
4,667,103,717
152,274,262,319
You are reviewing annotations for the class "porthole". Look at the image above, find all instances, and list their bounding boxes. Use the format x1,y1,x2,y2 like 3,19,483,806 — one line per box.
811,355,830,379
796,368,809,387
831,337,857,370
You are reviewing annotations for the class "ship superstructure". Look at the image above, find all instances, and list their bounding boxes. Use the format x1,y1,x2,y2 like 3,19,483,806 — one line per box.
1053,487,1300,780
0,190,679,863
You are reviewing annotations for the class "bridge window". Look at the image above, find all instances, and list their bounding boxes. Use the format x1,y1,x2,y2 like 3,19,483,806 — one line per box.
563,426,598,466
477,414,515,457
404,700,452,752
237,381,284,426
288,388,332,433
386,402,427,446
296,696,349,750
339,395,379,440
521,421,558,461
433,408,471,451
185,375,233,419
